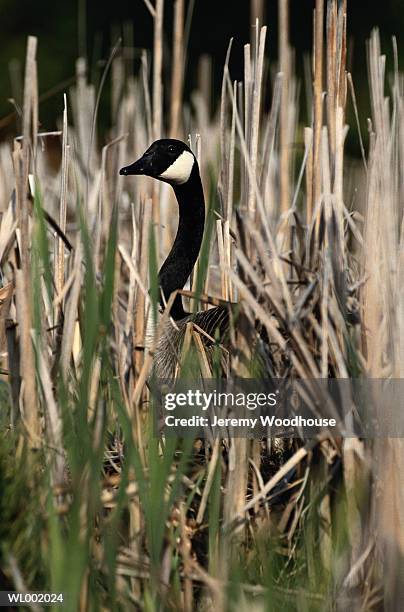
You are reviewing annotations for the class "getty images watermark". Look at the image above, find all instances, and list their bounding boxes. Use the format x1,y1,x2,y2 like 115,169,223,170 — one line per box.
151,379,404,438
163,389,336,430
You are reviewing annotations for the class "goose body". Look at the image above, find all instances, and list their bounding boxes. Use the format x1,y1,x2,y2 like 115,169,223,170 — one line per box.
152,305,229,378
120,139,229,378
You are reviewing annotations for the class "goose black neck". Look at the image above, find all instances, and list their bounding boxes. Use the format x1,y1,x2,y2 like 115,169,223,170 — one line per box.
158,164,205,320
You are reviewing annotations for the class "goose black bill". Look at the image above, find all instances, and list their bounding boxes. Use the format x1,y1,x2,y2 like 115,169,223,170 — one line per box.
119,157,147,176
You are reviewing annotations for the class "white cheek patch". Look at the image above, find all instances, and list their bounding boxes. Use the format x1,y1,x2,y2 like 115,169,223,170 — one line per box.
159,150,195,185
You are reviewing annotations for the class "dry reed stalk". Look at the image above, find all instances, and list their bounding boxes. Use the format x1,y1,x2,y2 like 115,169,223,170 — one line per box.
216,220,228,300
248,24,266,220
305,129,314,225
243,43,252,209
222,316,254,540
225,81,237,223
326,1,348,272
334,109,348,263
120,212,145,395
179,321,193,373
120,197,146,593
223,220,232,301
98,134,126,268
14,270,40,446
361,30,404,604
15,36,39,443
347,73,367,171
119,244,150,305
278,0,291,216
320,253,330,378
377,439,404,602
151,0,163,135
192,331,212,377
149,0,164,248
127,199,152,468
60,244,83,378
170,0,184,138
223,437,249,531
337,0,347,110
362,30,398,374
311,0,324,227
260,74,281,214
56,95,69,302
196,439,220,525
218,39,233,216
326,0,337,162
342,436,367,588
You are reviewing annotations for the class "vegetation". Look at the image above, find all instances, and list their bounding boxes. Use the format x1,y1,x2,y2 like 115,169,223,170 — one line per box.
0,0,403,609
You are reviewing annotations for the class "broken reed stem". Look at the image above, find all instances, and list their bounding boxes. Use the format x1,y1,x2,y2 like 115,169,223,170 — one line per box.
170,0,184,138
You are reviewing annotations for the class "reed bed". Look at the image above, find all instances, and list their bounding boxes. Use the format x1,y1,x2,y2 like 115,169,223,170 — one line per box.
0,0,403,609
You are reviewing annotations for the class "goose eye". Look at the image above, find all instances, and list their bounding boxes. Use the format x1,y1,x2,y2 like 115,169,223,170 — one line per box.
168,145,175,153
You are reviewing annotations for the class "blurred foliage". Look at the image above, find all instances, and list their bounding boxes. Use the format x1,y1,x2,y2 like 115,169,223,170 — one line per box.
0,0,403,150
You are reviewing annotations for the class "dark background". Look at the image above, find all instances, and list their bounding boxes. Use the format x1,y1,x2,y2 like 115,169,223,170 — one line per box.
0,0,403,142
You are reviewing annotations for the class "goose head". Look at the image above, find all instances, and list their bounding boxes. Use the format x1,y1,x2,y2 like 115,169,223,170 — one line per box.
120,139,196,186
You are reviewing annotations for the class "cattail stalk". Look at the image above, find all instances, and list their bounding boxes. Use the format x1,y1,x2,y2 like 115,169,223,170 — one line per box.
170,0,184,138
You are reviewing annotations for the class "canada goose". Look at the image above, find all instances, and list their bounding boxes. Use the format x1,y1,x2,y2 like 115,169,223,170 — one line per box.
120,139,229,378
